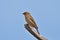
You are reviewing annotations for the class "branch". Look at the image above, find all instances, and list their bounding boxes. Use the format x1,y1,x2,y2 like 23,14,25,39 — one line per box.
24,24,48,40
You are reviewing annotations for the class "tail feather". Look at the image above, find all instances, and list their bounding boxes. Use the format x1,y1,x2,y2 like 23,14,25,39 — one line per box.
35,26,40,34
37,29,40,34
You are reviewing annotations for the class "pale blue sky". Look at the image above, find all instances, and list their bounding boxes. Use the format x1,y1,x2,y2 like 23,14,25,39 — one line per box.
0,0,60,40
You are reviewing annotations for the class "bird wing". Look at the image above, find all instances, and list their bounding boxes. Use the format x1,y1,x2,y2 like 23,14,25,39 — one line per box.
29,16,38,28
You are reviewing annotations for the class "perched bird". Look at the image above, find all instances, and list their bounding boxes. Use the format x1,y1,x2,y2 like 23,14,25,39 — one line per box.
23,12,40,34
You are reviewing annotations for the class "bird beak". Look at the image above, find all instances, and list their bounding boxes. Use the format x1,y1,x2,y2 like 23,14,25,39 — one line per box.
23,13,24,15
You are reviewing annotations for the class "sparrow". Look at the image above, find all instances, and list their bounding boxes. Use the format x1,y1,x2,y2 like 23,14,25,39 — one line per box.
23,12,40,34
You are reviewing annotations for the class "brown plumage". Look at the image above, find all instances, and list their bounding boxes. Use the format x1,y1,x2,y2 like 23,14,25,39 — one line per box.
23,12,40,34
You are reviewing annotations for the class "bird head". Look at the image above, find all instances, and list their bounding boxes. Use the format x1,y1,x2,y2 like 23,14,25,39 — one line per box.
23,11,30,15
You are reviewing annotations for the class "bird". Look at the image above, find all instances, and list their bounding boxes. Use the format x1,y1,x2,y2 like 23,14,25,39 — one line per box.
23,11,40,34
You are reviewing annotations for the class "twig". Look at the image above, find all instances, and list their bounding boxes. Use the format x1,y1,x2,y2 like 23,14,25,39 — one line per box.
24,24,48,40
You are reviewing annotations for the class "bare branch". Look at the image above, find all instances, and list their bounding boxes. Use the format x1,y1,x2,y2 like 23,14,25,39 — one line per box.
24,24,48,40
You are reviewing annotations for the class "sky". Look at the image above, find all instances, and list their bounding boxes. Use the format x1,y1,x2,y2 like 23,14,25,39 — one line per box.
0,0,60,40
